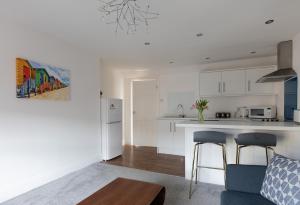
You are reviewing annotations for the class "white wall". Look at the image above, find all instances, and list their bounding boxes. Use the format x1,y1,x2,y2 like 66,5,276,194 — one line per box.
0,21,101,202
294,33,300,106
100,64,124,99
203,96,278,118
119,56,278,145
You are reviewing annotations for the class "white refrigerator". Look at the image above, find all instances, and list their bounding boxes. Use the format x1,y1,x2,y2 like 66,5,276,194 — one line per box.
101,98,123,161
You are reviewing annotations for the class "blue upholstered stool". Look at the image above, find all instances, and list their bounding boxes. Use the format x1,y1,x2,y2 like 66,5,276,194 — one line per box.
189,131,227,199
235,133,277,165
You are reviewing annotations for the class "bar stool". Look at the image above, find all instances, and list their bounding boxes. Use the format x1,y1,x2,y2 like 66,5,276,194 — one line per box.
189,131,227,199
235,133,277,165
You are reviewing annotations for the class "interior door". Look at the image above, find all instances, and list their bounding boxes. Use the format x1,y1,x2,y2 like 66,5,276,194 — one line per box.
132,80,158,147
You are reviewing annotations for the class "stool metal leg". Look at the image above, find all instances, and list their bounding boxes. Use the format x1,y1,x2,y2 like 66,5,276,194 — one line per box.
237,145,274,166
236,145,240,164
189,143,227,199
222,144,227,170
189,143,197,199
222,144,227,185
237,145,247,165
195,144,200,184
265,147,269,165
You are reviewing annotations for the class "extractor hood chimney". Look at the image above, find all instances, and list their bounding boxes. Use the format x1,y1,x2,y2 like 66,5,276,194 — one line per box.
257,40,297,83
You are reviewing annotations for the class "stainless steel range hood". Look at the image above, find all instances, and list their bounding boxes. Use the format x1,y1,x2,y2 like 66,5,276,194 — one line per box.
257,40,297,83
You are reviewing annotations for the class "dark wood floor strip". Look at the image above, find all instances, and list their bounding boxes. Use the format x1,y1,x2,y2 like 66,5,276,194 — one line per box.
103,145,185,177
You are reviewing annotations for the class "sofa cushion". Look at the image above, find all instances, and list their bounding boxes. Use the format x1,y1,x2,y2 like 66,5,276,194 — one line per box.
221,191,275,205
260,154,300,205
226,164,267,194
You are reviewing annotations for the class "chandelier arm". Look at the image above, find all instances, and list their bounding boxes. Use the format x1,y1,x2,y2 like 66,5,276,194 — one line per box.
127,3,136,24
117,2,127,23
121,6,131,25
134,7,159,16
107,0,124,7
116,9,125,32
99,0,159,33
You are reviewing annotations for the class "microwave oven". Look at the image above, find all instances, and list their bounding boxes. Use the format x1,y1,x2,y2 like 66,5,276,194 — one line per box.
248,106,277,119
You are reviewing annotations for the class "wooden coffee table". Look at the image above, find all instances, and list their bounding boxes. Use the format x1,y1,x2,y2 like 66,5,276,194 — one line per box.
77,178,166,205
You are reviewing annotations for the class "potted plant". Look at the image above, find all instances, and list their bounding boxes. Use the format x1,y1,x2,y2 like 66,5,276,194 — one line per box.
192,99,209,122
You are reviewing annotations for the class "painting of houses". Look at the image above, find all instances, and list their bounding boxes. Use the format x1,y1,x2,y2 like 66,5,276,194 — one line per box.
16,58,70,100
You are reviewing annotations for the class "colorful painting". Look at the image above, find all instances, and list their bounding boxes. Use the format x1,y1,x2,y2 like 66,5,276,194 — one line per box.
16,58,70,100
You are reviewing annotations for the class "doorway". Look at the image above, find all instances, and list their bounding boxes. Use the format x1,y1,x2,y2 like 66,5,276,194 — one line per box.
131,80,158,147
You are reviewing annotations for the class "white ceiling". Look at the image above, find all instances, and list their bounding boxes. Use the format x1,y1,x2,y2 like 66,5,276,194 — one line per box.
1,0,300,69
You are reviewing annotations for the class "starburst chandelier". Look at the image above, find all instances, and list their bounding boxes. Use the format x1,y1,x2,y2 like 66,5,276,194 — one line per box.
99,0,159,33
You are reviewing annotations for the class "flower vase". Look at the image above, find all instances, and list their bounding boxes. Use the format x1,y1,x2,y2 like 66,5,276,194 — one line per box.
198,110,205,122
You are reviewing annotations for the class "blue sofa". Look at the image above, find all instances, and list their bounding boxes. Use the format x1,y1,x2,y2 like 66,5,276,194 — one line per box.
221,164,275,205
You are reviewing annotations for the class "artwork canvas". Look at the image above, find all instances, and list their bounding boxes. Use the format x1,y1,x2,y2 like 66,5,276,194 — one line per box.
16,58,70,100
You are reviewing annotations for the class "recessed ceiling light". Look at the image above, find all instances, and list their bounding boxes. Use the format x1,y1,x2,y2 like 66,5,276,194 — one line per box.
205,57,211,60
265,19,274,25
196,33,203,37
144,42,151,46
250,51,257,54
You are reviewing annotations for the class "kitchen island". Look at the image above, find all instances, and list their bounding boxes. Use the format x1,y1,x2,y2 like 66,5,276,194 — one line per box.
176,120,300,185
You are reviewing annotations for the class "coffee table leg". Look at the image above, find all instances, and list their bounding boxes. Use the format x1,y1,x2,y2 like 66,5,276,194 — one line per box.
151,187,166,205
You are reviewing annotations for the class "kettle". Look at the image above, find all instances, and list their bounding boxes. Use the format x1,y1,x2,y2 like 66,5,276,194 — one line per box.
236,107,249,118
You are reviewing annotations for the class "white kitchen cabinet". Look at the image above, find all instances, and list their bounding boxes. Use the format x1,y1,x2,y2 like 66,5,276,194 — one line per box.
199,67,275,97
157,120,173,154
157,119,185,156
221,70,246,96
199,72,222,97
246,67,276,95
173,121,185,156
200,70,245,97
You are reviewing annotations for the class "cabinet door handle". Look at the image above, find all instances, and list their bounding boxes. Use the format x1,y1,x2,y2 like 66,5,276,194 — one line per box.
223,82,226,93
218,82,221,93
248,80,251,92
169,122,172,132
174,122,176,132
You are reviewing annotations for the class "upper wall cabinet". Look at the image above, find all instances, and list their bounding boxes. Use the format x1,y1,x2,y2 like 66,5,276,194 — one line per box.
221,70,246,96
199,72,222,97
199,66,276,97
246,67,277,95
200,70,246,97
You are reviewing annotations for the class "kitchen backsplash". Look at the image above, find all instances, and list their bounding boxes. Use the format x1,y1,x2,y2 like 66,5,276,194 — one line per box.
165,91,197,117
161,92,278,118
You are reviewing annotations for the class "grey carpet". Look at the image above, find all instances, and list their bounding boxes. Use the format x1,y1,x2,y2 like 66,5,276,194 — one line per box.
1,163,224,205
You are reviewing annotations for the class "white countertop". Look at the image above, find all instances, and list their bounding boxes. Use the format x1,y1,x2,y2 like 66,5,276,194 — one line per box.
176,120,300,131
158,116,252,122
158,116,197,120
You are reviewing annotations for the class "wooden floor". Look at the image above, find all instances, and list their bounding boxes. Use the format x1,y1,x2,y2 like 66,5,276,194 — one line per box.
103,145,185,177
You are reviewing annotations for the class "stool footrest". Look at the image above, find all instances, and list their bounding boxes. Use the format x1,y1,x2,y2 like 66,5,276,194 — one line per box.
196,165,224,171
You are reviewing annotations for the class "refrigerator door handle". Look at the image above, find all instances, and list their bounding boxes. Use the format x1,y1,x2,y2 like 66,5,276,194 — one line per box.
107,121,122,124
